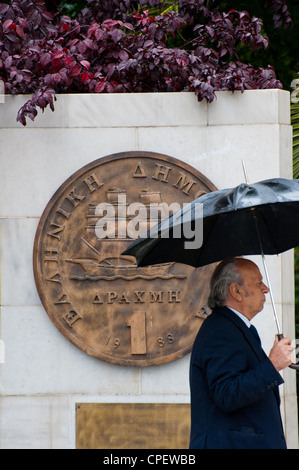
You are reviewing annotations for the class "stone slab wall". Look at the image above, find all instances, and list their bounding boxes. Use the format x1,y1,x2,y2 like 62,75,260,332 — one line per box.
0,90,297,448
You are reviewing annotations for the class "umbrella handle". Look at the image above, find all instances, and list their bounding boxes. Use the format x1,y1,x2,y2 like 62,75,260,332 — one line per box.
277,334,299,370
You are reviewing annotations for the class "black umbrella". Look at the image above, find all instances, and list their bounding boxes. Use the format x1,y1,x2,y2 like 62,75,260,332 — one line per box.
123,177,299,369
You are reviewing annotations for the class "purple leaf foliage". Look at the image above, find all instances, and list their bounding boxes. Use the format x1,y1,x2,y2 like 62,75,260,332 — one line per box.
0,0,289,125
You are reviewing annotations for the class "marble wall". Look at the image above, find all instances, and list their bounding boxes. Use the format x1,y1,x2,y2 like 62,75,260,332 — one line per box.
0,90,298,448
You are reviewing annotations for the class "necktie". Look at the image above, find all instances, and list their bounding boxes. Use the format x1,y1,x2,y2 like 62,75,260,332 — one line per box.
250,324,261,346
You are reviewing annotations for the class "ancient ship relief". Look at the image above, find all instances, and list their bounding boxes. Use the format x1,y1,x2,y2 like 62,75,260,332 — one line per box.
67,188,186,281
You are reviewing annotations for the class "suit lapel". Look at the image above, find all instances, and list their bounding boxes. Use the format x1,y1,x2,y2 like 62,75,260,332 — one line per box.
218,307,267,363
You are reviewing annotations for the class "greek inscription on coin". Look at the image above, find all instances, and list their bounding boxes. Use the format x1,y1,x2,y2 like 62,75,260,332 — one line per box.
33,151,217,366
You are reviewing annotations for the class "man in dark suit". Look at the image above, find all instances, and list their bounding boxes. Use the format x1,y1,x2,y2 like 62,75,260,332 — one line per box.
189,257,293,449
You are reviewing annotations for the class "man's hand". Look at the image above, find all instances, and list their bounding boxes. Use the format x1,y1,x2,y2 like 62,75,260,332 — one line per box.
269,335,293,371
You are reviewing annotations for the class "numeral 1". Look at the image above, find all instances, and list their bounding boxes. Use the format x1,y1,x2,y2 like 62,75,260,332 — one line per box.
127,311,147,355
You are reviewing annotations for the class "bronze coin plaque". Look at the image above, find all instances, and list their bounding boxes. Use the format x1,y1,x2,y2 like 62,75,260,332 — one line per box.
33,151,217,366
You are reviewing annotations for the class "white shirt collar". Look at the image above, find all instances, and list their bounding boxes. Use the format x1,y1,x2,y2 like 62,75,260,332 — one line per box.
226,306,251,328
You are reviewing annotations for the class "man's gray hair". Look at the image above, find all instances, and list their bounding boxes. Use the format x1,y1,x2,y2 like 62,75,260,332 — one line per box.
208,258,244,309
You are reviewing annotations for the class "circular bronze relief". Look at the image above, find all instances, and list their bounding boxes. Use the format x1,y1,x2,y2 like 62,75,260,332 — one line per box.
33,151,217,366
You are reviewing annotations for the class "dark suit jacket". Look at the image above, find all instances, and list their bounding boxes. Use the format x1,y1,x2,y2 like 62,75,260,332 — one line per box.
189,306,287,449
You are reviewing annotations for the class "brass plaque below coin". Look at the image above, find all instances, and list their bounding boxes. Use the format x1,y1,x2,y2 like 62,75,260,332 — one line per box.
76,403,190,449
33,151,217,366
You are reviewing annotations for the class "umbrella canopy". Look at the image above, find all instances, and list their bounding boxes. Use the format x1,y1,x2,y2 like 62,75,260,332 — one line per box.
123,178,299,269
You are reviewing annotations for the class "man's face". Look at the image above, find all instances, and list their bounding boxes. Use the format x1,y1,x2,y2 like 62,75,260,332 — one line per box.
239,262,269,320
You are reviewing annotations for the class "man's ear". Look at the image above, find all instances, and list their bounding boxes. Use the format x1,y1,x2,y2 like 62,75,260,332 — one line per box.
229,283,243,302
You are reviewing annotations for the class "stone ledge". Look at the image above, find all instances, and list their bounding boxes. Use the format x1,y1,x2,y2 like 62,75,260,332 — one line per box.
0,89,290,129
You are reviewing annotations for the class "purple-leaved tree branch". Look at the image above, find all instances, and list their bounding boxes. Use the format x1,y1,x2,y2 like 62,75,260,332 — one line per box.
0,0,291,125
